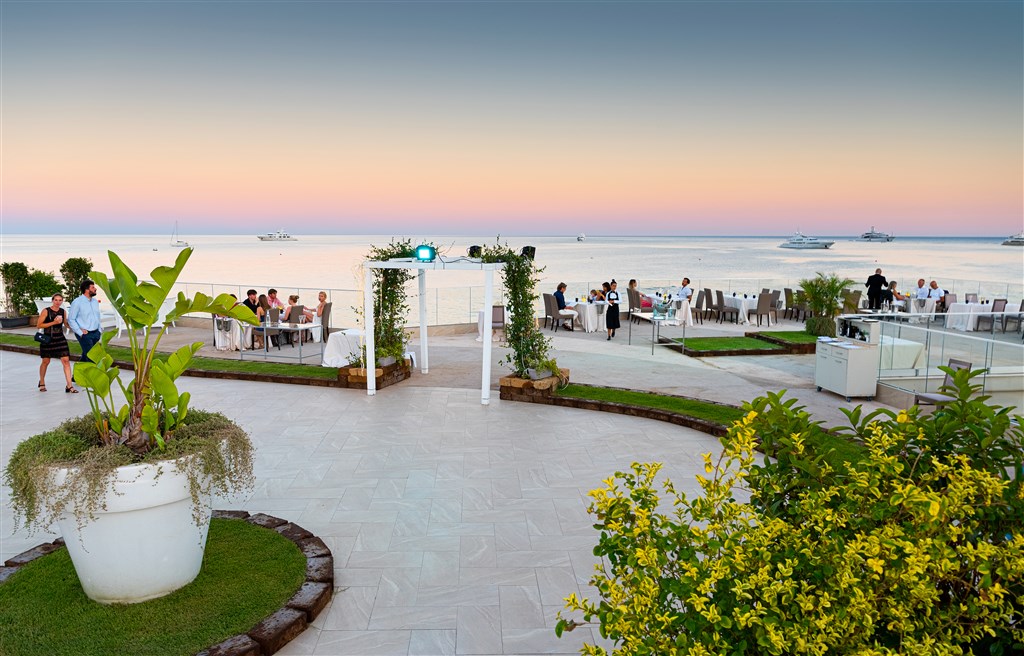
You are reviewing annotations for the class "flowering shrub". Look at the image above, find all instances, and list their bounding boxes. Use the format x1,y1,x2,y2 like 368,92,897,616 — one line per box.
559,374,1023,654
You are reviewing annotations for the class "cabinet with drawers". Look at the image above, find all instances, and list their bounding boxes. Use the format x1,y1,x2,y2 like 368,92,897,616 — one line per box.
814,339,878,401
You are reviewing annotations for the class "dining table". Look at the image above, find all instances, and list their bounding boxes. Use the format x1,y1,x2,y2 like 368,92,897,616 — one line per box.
641,295,694,327
722,295,759,325
322,328,363,367
907,297,937,323
944,302,1007,332
566,301,608,333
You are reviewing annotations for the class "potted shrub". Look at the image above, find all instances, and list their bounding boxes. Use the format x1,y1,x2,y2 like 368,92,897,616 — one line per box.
799,271,855,336
0,262,62,327
3,248,260,604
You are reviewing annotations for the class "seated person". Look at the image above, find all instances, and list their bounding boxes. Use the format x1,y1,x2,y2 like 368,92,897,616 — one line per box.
242,289,260,316
266,288,286,311
881,281,905,307
553,283,578,330
589,288,604,302
281,294,314,323
913,279,929,300
627,279,653,308
675,278,693,302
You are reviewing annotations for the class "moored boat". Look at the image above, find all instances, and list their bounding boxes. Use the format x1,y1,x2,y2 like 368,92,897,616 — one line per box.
857,226,894,242
577,233,586,242
1001,232,1024,246
170,221,189,248
779,231,834,250
257,229,298,242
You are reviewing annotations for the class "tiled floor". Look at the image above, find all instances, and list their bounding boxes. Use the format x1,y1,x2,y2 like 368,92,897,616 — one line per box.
1,349,723,655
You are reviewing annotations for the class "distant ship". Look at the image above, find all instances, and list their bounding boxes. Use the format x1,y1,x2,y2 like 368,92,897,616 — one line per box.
1002,232,1024,246
257,229,298,242
577,233,586,242
170,222,189,248
857,226,894,242
779,231,834,250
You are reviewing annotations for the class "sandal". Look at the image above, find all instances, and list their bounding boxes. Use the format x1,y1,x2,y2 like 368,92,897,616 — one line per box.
65,386,79,394
38,382,46,392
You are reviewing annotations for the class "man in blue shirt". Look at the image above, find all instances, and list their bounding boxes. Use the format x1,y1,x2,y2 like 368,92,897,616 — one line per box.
553,283,577,331
68,279,102,362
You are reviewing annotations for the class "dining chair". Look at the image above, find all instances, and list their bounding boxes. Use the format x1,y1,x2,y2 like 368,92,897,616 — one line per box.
319,303,333,337
914,359,972,407
491,305,507,343
1002,300,1024,333
965,293,978,304
747,293,777,326
690,290,704,325
541,293,556,329
976,299,1007,333
783,288,795,320
716,290,740,324
703,288,717,321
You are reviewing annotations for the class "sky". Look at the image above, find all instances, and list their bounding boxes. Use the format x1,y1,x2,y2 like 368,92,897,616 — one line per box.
1,0,1022,236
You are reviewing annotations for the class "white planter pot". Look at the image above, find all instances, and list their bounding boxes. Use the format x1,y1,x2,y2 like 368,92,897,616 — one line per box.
54,459,212,604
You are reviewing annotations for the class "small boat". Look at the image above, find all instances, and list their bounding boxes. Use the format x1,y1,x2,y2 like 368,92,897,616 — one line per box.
170,222,189,248
1001,232,1024,246
257,229,298,242
779,231,834,250
857,226,894,242
577,233,586,242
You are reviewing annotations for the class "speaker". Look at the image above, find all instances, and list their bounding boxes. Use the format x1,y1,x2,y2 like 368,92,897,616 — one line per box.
520,246,536,260
468,245,482,258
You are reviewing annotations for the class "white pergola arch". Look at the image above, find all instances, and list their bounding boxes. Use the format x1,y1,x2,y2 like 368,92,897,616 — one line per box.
362,257,505,405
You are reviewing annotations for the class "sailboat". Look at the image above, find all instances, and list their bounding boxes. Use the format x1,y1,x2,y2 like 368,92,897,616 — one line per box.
170,222,190,248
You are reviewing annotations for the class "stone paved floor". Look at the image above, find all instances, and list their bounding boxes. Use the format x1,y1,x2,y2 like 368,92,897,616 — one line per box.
1,349,724,655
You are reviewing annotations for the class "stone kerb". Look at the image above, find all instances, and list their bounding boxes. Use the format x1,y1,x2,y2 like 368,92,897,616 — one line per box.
337,357,412,390
1,510,334,656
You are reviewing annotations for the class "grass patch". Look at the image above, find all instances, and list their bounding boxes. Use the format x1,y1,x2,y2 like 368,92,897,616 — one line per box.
0,518,306,656
757,331,819,345
554,384,865,469
556,384,746,426
675,336,784,351
0,332,340,380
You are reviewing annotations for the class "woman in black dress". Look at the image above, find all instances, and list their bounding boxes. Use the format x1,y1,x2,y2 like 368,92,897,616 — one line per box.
605,280,621,340
37,293,77,393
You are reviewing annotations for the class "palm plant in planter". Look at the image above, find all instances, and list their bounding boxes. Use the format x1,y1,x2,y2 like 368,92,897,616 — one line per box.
799,271,856,337
3,249,259,604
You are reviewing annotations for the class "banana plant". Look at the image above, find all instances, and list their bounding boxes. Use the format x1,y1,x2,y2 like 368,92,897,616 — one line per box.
73,249,259,454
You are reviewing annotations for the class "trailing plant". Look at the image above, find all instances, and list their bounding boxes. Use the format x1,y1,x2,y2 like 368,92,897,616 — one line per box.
481,240,555,377
799,271,855,336
362,239,420,363
73,249,259,454
558,380,1024,654
4,411,254,535
60,257,94,301
0,262,59,315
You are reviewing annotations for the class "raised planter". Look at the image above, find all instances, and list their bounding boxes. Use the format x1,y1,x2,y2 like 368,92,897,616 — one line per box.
337,357,412,390
498,369,570,401
744,332,818,354
53,459,212,604
658,337,788,358
0,315,30,329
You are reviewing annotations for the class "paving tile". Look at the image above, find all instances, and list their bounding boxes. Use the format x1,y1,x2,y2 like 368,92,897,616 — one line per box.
456,606,502,655
320,586,376,630
415,585,500,607
313,630,411,655
501,626,595,654
420,551,461,587
409,629,457,656
368,605,458,630
459,535,497,568
498,585,545,629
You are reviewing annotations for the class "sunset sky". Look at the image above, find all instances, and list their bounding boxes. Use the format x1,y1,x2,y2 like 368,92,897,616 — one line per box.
2,1,1021,236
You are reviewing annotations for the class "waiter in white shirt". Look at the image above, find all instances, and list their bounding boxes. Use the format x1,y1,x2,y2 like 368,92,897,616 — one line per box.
675,278,693,302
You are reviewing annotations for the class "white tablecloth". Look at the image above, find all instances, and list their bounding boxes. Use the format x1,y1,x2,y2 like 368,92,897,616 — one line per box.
907,297,937,322
722,296,759,325
322,329,363,367
213,318,255,351
566,301,608,333
878,335,926,369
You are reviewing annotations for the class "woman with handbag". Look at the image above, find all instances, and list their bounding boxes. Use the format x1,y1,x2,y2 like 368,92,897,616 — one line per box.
37,293,77,393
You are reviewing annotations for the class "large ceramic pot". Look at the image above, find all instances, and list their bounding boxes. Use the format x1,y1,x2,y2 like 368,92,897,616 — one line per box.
53,459,212,604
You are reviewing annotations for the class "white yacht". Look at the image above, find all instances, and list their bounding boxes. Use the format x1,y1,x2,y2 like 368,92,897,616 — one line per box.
1001,232,1024,246
857,226,894,242
779,231,835,250
577,233,586,242
257,229,298,242
170,222,189,248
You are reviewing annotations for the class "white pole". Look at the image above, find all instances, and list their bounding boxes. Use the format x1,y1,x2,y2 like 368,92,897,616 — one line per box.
419,269,429,374
481,266,494,405
364,266,376,396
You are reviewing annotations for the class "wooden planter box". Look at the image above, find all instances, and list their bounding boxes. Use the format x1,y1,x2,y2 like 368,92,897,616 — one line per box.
498,369,570,401
337,358,412,390
658,337,789,358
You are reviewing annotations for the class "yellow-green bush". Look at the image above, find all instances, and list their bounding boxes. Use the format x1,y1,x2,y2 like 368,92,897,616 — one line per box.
560,371,1023,655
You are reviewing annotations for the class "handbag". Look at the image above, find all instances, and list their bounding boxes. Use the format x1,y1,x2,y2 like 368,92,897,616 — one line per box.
34,330,52,345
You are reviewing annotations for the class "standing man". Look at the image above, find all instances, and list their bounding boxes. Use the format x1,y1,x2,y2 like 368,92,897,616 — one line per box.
676,278,694,302
865,268,888,310
68,279,102,362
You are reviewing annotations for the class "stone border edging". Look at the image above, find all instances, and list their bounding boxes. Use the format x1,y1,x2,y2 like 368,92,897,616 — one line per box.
0,510,334,656
499,379,732,438
653,337,789,358
0,342,345,389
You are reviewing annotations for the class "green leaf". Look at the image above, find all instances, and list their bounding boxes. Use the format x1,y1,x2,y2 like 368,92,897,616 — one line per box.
73,362,111,397
109,404,129,434
150,366,179,406
165,342,202,379
141,403,160,436
555,619,565,638
149,248,191,291
177,391,190,424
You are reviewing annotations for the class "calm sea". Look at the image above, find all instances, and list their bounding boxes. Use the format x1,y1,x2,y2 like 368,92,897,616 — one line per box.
3,234,1022,324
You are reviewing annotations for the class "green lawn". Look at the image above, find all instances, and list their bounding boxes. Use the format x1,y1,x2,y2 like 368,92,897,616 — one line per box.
0,332,340,380
0,518,306,656
554,383,865,468
674,336,784,351
556,384,746,426
757,331,819,345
